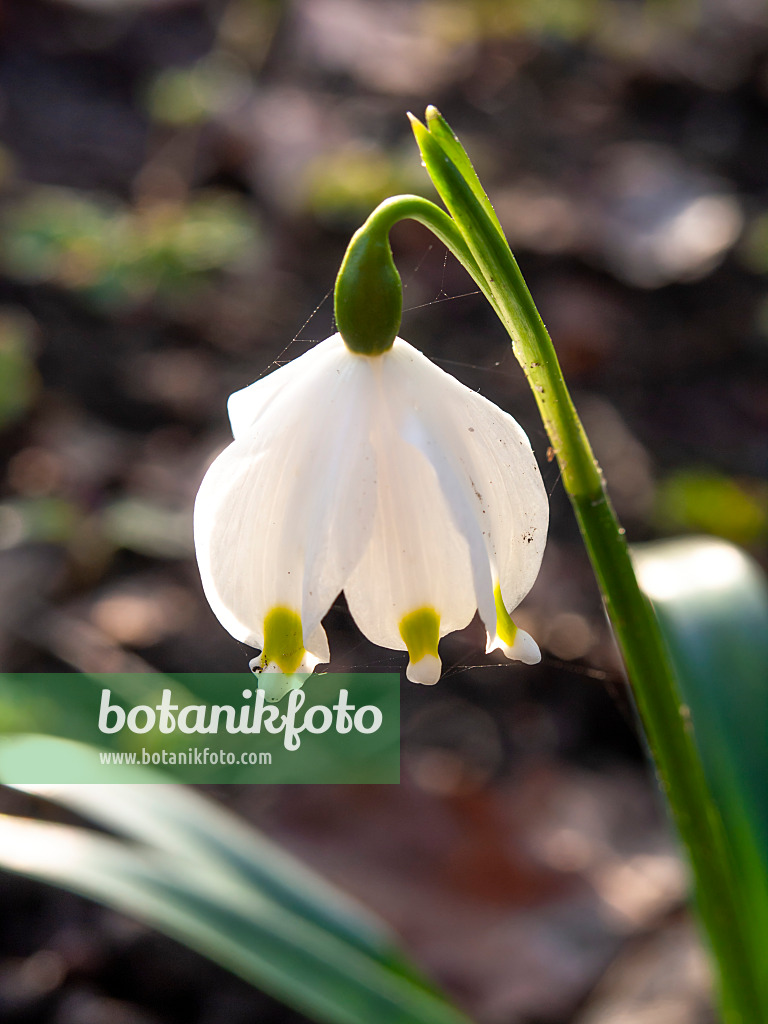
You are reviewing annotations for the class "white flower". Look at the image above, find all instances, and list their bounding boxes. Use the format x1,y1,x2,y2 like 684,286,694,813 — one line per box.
194,333,548,685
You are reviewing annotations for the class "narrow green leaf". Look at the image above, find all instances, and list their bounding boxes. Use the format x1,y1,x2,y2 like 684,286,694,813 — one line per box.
633,536,768,1016
420,107,505,238
5,758,395,966
0,735,438,985
0,806,471,1024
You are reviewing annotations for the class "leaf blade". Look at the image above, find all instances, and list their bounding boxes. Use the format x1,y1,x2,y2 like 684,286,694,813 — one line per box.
633,536,768,1014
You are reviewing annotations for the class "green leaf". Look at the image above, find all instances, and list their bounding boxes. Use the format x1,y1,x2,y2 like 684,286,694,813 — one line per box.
0,741,471,1024
5,755,391,963
633,536,768,1014
419,107,505,239
654,469,768,547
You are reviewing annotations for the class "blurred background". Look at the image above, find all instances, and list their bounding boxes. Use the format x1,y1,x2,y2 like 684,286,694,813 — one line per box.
0,0,767,1021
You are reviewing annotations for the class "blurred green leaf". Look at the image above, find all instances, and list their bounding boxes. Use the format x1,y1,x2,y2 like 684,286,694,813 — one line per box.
633,536,768,1011
425,0,698,48
7,771,393,960
1,188,261,312
146,68,211,126
516,0,601,39
422,0,602,43
100,498,193,559
0,311,40,429
304,145,427,224
146,55,250,126
0,496,81,548
0,758,471,1024
0,675,188,754
655,469,768,547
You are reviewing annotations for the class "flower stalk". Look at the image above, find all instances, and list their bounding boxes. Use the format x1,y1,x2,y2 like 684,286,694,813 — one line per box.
333,107,763,1023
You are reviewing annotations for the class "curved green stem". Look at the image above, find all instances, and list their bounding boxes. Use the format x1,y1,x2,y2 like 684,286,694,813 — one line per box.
337,194,504,323
353,196,476,272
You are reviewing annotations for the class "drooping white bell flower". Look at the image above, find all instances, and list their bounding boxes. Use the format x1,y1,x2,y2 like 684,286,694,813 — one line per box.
194,333,548,685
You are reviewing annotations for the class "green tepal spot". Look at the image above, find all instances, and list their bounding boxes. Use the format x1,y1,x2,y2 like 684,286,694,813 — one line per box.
399,607,440,662
494,584,518,646
261,606,306,674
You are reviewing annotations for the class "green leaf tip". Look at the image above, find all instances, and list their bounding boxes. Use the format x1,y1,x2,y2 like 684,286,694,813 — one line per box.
407,111,430,150
424,106,453,138
414,107,506,239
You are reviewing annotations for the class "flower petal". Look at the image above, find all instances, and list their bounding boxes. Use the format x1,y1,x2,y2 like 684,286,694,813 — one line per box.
399,608,442,685
382,339,548,642
344,362,477,671
484,583,541,664
396,405,496,638
488,626,541,665
227,335,347,440
194,335,376,660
